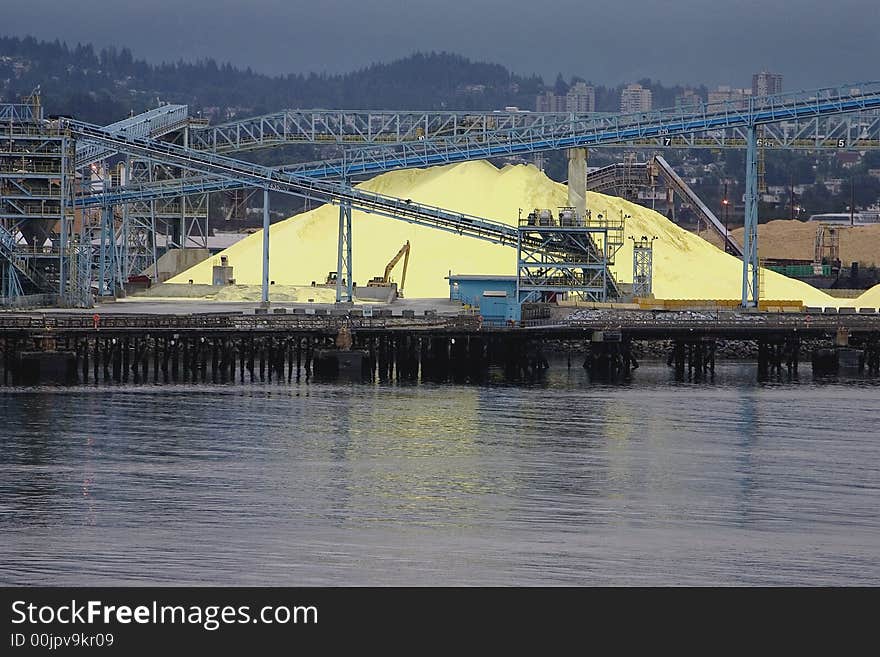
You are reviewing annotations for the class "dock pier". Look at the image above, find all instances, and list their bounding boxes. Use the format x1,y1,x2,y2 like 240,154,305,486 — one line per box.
2,310,880,385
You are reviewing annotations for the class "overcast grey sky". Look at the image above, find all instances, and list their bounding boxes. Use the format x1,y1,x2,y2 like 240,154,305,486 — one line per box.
3,0,878,89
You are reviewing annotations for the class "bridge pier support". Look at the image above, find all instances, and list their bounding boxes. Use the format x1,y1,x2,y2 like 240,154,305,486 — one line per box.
758,337,799,380
585,331,631,381
667,338,715,381
567,148,587,218
862,335,880,375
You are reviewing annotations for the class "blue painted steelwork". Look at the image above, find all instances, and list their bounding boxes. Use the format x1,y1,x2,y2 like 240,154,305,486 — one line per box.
0,223,34,291
0,102,72,299
516,209,622,303
742,127,760,307
82,82,880,199
1,260,23,298
335,196,353,303
261,188,270,304
282,83,880,179
67,81,880,307
67,120,533,255
72,242,92,308
187,105,880,153
97,202,121,296
189,109,553,152
75,105,190,168
0,103,41,122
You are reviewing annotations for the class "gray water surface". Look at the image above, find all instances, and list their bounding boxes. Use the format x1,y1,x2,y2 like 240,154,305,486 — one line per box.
1,362,878,585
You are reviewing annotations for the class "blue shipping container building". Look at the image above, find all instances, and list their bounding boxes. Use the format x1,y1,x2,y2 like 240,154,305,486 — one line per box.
447,274,520,323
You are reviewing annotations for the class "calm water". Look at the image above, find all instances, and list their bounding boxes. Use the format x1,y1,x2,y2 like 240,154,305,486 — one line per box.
1,361,878,586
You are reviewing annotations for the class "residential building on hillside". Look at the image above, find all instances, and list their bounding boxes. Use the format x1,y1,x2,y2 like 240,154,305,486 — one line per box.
752,71,783,97
565,82,595,113
675,88,703,110
535,82,595,113
707,85,752,111
620,83,652,113
535,91,561,112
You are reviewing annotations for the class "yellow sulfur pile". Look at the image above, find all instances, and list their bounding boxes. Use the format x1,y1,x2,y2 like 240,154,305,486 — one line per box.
169,161,880,307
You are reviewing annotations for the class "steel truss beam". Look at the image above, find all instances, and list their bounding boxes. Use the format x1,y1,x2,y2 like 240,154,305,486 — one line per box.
516,209,623,304
68,121,533,250
187,105,880,154
336,196,353,303
75,105,189,168
0,115,74,299
95,84,880,202
742,127,760,307
631,237,655,298
123,157,208,277
66,81,880,310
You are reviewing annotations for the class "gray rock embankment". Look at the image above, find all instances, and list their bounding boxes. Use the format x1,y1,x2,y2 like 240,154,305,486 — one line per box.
543,338,830,361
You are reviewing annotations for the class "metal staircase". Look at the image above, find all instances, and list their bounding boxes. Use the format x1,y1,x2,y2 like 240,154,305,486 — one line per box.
0,222,51,293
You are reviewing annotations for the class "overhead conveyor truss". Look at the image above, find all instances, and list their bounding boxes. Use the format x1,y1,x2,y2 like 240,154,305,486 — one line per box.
55,80,880,309
108,83,880,197
70,120,622,301
652,156,741,255
75,104,190,168
186,105,880,154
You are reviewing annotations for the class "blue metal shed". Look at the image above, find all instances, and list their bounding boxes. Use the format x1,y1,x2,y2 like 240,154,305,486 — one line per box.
447,274,520,323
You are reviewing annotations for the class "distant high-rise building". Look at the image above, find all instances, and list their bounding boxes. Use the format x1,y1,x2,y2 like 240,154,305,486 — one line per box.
752,71,783,97
536,84,595,114
707,85,752,111
675,89,702,110
535,91,561,113
565,82,595,113
620,83,653,114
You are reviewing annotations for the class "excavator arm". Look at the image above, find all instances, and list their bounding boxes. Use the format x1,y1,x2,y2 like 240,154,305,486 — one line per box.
367,241,411,296
383,241,410,296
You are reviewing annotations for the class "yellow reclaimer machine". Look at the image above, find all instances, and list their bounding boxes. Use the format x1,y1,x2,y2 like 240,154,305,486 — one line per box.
367,241,410,298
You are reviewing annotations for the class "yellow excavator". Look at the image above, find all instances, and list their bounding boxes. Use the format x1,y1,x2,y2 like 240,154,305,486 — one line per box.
367,241,410,298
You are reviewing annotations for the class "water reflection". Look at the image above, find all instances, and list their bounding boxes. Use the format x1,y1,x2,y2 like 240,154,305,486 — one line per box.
1,360,879,585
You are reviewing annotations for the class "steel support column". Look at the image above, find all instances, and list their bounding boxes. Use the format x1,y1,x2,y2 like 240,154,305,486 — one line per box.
98,203,118,297
631,236,656,298
742,125,760,307
58,137,70,299
335,196,353,302
150,200,159,282
121,160,130,280
261,187,270,304
2,262,23,299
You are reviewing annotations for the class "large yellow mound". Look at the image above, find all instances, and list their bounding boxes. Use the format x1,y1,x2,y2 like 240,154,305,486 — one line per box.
170,161,875,307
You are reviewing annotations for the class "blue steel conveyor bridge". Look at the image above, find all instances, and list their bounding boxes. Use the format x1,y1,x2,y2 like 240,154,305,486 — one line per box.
70,119,623,298
186,104,880,154
73,81,880,307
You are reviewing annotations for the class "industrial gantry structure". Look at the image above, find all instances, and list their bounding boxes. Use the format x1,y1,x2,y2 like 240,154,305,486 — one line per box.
630,235,657,299
2,81,880,309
